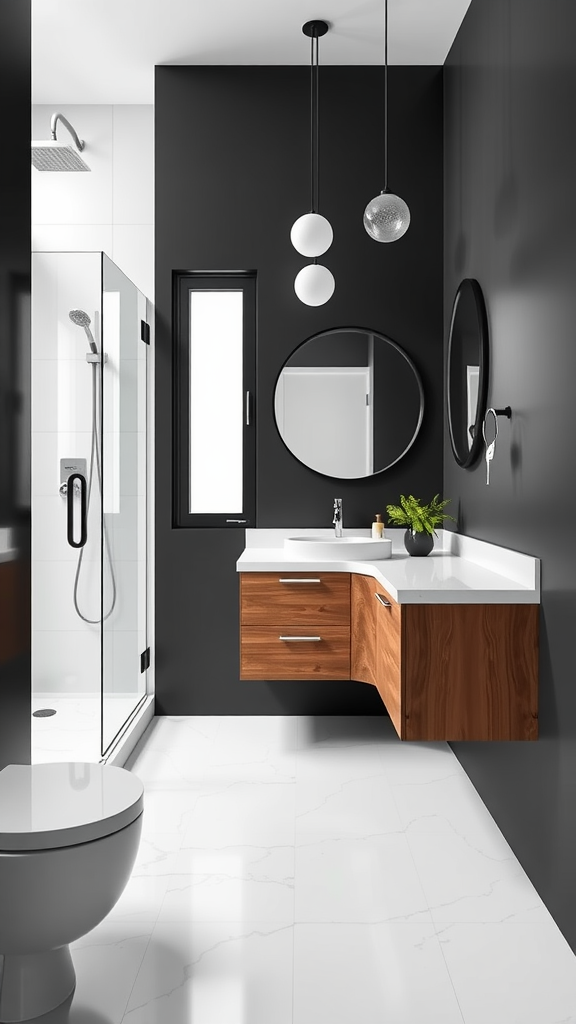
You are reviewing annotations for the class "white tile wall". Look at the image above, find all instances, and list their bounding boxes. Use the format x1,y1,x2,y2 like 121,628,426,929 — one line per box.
112,224,154,302
112,106,154,227
32,106,114,227
32,223,115,257
32,103,153,298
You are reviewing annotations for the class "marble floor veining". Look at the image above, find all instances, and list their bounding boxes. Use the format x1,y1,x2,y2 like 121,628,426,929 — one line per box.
54,716,576,1023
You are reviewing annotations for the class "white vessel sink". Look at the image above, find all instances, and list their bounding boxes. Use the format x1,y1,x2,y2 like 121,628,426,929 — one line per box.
284,535,392,560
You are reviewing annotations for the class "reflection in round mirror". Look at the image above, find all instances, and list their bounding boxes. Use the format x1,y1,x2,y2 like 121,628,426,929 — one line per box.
447,279,489,469
274,327,424,480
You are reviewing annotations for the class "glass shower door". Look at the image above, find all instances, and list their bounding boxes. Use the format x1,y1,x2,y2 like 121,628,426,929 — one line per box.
31,251,104,763
101,254,147,756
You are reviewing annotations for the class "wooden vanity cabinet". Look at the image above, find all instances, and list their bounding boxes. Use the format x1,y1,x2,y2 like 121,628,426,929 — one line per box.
241,571,539,740
351,573,539,741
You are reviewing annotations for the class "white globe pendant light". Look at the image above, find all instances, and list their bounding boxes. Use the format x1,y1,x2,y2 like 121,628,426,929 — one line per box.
290,212,333,258
292,20,334,303
294,263,335,306
364,0,410,243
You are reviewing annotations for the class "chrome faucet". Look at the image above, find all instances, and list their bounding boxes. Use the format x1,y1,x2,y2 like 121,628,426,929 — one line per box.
333,498,343,538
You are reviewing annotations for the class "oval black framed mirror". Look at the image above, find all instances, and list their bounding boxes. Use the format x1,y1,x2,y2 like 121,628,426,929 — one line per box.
273,327,424,480
447,279,489,469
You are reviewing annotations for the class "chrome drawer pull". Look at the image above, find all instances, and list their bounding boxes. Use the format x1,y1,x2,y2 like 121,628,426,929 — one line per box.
279,635,322,642
278,578,321,584
375,593,391,607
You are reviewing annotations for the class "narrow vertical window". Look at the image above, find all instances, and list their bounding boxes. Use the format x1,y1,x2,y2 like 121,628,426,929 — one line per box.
173,272,256,527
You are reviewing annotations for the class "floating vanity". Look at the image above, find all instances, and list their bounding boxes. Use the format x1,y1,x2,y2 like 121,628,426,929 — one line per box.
237,529,540,742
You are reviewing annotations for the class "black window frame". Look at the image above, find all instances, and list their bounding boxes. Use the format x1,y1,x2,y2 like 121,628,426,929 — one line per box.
173,270,256,528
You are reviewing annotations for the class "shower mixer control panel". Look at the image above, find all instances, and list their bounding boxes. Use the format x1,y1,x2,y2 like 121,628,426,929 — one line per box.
59,458,87,497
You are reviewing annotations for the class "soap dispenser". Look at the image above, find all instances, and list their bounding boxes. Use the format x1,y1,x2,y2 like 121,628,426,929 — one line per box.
372,514,384,540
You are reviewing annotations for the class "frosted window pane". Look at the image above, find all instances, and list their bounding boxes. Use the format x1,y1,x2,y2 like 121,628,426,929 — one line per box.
189,291,243,514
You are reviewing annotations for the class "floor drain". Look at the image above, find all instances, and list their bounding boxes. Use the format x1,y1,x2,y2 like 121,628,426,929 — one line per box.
33,708,57,718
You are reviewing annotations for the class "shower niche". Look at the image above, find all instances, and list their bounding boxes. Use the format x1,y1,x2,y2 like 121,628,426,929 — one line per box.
31,251,149,762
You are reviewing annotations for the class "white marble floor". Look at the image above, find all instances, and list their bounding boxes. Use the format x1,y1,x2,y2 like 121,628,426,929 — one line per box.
48,716,576,1024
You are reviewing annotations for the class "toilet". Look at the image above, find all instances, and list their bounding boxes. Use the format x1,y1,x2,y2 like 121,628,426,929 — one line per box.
0,762,144,1023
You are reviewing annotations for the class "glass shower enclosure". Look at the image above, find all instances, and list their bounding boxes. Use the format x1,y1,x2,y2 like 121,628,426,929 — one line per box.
31,251,149,761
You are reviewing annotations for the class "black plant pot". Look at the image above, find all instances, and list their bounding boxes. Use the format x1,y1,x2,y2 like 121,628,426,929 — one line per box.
404,529,434,557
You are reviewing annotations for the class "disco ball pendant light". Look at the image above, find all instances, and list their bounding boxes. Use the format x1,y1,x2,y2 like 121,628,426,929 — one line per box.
363,0,410,243
292,20,335,305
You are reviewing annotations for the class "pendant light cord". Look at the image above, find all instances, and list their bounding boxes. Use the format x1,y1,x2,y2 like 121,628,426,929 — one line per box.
310,33,320,213
384,0,388,191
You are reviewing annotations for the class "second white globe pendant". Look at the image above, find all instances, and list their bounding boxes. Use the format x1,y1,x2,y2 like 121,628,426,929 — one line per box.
294,263,335,306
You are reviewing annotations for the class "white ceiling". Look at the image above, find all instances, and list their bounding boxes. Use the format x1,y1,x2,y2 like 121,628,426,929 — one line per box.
32,0,472,105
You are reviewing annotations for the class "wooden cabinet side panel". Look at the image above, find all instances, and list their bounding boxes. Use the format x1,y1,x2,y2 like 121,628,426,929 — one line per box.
404,604,539,741
351,574,377,686
240,572,350,625
374,586,404,738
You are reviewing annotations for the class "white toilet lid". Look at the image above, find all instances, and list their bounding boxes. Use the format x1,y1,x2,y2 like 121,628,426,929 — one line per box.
0,762,144,851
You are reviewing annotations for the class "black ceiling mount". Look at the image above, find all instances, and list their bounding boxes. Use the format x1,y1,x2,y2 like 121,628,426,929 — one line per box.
302,20,329,38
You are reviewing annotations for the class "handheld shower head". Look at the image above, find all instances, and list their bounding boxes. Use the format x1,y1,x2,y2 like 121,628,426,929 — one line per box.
69,309,98,354
69,309,91,329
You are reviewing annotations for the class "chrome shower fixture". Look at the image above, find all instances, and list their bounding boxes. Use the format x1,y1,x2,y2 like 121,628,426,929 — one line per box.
32,112,90,171
69,309,98,354
67,305,116,622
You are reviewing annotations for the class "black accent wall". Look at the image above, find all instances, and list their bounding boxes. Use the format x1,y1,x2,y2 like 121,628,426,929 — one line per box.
444,0,576,951
155,67,443,714
0,0,31,769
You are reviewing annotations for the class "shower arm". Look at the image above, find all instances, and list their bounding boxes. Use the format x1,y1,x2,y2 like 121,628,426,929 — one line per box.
50,112,85,152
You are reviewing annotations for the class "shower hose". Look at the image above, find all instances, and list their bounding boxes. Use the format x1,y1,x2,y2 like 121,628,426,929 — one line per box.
73,358,117,623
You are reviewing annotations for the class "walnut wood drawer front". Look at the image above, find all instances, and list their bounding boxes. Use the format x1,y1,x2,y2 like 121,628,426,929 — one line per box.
240,625,350,680
240,572,350,625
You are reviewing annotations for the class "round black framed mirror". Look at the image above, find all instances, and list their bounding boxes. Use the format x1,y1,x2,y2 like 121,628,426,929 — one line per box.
447,279,489,468
273,327,424,480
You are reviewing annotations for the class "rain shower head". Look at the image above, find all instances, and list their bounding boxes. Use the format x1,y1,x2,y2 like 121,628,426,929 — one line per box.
32,112,90,171
69,309,98,354
32,141,90,171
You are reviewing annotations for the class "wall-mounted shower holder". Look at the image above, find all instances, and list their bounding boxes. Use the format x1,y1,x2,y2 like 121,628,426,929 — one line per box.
59,458,87,497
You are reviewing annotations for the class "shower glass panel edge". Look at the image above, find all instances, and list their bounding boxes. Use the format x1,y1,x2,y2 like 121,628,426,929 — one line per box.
101,253,148,758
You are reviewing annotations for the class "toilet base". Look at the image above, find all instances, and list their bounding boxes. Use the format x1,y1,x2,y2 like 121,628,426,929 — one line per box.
0,946,76,1022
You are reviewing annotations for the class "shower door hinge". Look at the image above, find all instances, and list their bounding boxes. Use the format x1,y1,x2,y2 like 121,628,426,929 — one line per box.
140,320,150,345
140,647,151,673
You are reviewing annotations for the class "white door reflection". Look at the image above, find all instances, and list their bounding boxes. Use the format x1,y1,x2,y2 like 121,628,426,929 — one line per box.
275,366,372,478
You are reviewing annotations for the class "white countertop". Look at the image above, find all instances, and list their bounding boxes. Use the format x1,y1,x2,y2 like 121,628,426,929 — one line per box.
237,529,540,604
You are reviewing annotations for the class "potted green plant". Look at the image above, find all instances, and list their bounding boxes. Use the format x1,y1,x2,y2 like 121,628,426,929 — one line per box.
385,494,455,556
